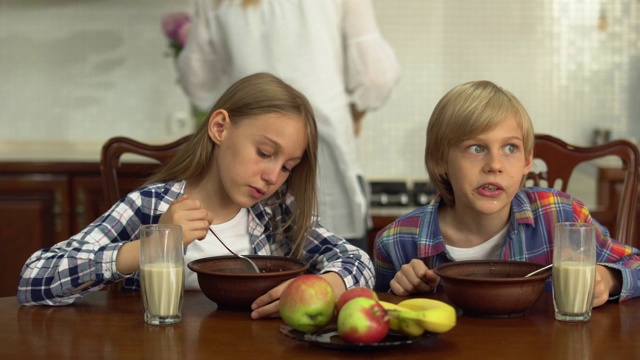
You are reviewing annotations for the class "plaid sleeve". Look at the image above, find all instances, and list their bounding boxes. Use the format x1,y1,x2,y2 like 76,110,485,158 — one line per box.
301,223,375,290
373,229,400,293
17,182,184,305
594,223,640,301
554,189,640,301
525,188,640,302
373,213,425,292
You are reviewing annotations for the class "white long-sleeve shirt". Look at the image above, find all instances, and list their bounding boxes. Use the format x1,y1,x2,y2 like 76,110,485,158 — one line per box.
177,0,401,239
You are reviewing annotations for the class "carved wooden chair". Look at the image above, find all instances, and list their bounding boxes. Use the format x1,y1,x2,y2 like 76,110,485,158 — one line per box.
99,135,190,292
527,134,639,247
100,136,191,205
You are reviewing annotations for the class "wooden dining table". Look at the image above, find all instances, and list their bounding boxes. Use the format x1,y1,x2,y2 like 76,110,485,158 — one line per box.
1,289,638,359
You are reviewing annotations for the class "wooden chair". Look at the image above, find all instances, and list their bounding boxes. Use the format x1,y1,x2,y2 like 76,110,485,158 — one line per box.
100,136,190,205
527,134,639,247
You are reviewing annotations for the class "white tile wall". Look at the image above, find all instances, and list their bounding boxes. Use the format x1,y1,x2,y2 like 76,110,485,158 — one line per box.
362,0,640,181
0,0,191,142
1,0,639,186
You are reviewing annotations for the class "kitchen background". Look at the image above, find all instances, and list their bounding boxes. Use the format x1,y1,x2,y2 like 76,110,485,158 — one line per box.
1,0,639,206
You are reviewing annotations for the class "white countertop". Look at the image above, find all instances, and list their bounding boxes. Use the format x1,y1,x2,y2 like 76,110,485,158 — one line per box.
0,140,178,163
0,141,103,162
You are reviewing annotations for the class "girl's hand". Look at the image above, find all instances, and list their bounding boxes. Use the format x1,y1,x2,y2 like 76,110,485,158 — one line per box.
593,265,622,307
250,272,346,320
159,194,209,247
390,258,440,296
249,279,292,320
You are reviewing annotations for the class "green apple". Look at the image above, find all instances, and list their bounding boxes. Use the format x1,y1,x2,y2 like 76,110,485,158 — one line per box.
336,287,378,314
278,274,336,333
337,297,389,343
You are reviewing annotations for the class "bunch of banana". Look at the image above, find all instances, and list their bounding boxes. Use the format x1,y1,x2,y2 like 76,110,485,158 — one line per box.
378,301,426,337
397,298,457,333
379,298,457,337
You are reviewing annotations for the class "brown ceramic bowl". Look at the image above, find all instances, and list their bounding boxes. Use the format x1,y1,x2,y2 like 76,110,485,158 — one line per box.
433,260,551,317
188,255,309,311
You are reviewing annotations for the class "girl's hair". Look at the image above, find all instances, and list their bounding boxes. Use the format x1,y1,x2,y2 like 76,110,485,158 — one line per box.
424,80,534,207
147,72,318,259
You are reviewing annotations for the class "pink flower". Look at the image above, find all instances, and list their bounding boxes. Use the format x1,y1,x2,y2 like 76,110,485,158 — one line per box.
176,22,191,48
161,12,192,56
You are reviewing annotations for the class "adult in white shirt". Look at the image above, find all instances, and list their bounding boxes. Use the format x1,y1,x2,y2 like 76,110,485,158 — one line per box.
177,0,401,250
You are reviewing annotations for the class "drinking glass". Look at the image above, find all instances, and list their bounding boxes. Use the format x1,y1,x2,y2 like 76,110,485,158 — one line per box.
140,224,184,325
552,222,596,322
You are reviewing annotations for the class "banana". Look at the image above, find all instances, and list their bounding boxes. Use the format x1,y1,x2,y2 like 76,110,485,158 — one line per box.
397,317,425,337
379,299,456,335
378,301,425,337
378,300,408,312
397,298,452,311
396,298,457,334
397,308,456,333
378,301,406,331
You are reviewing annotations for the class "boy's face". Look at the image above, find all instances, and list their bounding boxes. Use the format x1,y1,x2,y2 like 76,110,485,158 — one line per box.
444,115,533,218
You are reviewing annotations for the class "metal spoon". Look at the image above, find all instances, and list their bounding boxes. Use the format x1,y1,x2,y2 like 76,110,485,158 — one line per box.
524,264,553,278
208,227,260,274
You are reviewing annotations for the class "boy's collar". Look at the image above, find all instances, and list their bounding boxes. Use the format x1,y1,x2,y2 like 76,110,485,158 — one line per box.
512,189,535,226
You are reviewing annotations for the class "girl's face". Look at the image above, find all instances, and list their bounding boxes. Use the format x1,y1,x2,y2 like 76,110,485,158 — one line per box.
444,115,533,219
209,111,308,208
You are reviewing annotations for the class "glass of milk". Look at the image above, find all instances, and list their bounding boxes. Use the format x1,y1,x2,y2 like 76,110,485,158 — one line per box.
140,224,184,325
552,222,596,322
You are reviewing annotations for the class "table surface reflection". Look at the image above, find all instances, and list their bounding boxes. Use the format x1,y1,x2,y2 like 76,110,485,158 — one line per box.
0,290,638,359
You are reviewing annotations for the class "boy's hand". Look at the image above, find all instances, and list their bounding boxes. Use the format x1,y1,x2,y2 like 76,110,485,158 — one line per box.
593,265,622,307
159,194,209,246
390,258,440,296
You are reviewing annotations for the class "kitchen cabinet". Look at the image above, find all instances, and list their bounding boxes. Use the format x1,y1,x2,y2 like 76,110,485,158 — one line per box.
0,162,158,297
0,173,70,297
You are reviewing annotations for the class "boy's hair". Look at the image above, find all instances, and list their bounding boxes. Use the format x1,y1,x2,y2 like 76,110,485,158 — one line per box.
148,72,318,258
424,80,534,207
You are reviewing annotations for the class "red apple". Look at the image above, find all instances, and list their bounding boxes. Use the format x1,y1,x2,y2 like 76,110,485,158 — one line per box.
278,274,336,333
337,297,389,343
336,287,378,314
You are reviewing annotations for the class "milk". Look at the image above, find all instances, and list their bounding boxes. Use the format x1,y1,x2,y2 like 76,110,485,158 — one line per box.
552,261,595,314
141,263,184,316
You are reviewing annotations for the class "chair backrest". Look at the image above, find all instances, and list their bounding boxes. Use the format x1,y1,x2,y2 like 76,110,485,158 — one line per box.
527,134,639,246
100,136,191,205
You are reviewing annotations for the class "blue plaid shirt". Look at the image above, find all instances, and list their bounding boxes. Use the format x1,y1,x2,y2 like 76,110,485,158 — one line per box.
18,180,374,305
374,187,640,301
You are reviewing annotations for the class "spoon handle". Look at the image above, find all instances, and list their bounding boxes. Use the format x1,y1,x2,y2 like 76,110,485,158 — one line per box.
524,264,553,277
208,227,235,254
208,227,260,273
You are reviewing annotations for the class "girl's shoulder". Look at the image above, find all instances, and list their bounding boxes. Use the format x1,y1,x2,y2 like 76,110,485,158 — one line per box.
137,180,186,198
122,180,186,211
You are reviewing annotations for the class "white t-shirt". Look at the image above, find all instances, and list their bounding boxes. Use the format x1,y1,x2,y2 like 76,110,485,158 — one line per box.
184,208,251,290
445,225,508,261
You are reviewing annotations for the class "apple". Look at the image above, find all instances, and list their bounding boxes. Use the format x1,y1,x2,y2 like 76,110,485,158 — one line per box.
337,297,389,343
278,274,336,333
336,287,378,314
